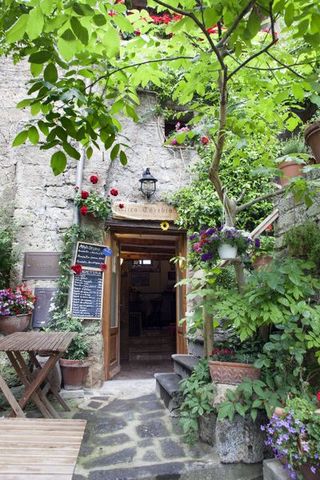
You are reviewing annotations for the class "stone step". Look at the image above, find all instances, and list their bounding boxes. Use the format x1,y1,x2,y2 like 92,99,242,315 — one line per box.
172,354,199,379
155,372,182,411
129,352,174,361
129,343,175,353
74,460,262,480
263,459,290,480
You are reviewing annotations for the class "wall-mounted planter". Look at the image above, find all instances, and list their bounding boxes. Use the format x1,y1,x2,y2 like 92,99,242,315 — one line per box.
305,122,320,164
278,160,304,186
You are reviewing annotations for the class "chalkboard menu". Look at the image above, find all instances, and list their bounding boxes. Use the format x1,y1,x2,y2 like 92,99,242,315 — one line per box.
71,270,103,319
75,242,106,269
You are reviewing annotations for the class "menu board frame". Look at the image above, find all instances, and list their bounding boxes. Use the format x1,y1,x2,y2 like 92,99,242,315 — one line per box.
70,241,107,320
74,241,107,270
70,269,104,320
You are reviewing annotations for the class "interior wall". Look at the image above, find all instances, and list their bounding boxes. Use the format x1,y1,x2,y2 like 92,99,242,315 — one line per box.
120,259,176,361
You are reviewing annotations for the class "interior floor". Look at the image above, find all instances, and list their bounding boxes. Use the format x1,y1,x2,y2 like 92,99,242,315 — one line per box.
114,360,173,380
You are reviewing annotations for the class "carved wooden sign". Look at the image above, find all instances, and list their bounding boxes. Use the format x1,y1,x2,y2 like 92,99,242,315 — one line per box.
112,202,178,221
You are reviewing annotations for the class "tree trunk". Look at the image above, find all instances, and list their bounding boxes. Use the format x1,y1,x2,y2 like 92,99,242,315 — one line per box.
203,301,214,358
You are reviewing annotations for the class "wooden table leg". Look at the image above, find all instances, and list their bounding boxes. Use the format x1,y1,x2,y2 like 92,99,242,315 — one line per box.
29,352,70,412
6,351,60,418
0,374,25,417
7,352,52,418
16,352,60,418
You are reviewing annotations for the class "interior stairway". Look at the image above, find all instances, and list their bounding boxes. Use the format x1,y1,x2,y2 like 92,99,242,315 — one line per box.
129,330,176,361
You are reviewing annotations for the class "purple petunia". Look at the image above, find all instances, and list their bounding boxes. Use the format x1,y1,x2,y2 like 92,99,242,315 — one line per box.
201,252,213,262
254,238,261,248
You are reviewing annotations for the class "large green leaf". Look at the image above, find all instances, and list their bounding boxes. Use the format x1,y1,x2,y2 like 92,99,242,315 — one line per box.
43,63,58,83
28,126,40,144
26,7,44,40
28,51,52,64
51,151,67,175
70,17,89,45
6,14,28,43
101,25,120,57
12,130,28,147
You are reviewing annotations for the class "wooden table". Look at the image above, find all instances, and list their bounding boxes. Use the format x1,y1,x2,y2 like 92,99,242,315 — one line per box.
0,332,75,418
0,418,87,479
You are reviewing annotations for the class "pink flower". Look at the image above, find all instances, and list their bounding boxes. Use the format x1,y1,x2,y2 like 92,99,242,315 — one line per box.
316,391,320,402
134,30,141,36
171,139,178,146
108,10,117,16
110,188,119,196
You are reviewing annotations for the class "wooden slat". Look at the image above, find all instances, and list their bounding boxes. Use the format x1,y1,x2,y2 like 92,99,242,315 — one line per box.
0,418,86,480
0,332,75,353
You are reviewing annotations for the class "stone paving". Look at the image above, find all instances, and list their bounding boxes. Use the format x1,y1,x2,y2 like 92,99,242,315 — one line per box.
67,380,262,480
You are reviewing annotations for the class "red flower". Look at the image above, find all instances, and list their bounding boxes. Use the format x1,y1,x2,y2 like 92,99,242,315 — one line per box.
201,136,209,145
90,175,99,184
115,0,125,3
207,26,217,34
100,263,107,271
81,191,89,199
110,188,119,196
134,30,141,36
80,206,88,216
317,391,320,402
119,203,125,209
108,10,117,16
266,224,273,231
71,264,82,275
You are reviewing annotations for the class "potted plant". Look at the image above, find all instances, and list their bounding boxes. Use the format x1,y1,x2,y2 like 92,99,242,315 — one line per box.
265,396,320,479
47,313,89,390
252,236,275,269
276,137,309,186
208,347,260,385
190,226,255,264
304,121,320,164
0,285,35,335
74,190,112,220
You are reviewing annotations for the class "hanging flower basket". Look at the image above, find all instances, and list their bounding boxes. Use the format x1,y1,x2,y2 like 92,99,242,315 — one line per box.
218,243,238,260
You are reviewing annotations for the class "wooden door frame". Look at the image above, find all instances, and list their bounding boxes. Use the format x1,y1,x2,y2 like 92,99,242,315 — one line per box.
102,221,187,380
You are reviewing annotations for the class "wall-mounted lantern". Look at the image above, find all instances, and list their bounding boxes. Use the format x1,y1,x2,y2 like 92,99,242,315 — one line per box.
139,168,158,199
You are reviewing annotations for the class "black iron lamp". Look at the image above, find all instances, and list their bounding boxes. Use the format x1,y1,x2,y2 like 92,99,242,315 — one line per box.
139,168,158,199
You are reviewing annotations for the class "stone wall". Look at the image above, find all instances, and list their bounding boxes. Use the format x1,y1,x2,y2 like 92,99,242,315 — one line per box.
274,170,320,248
0,57,197,387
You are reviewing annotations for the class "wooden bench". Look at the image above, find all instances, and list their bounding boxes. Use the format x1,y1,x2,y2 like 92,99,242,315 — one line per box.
0,418,86,479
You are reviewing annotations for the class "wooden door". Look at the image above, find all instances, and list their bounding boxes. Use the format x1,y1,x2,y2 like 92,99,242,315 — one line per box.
175,235,188,354
103,232,121,379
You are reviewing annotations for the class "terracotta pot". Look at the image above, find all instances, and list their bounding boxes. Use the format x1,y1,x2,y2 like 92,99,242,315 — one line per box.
305,122,320,164
208,360,260,385
253,255,273,269
300,463,320,480
0,314,31,335
60,358,89,390
279,160,304,186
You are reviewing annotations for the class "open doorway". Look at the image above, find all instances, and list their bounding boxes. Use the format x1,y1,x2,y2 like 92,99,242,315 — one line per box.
119,258,176,378
103,224,187,381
